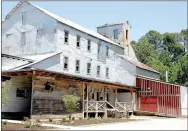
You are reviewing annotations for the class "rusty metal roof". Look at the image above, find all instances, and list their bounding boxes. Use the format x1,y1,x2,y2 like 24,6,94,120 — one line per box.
118,55,160,74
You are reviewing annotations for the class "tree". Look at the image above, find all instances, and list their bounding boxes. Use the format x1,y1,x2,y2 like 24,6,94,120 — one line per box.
131,29,188,85
131,36,157,64
62,95,79,122
2,80,11,104
145,30,162,50
180,29,188,52
177,54,188,85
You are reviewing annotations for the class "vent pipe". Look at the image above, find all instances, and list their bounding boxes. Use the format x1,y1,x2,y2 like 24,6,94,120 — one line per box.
165,70,168,82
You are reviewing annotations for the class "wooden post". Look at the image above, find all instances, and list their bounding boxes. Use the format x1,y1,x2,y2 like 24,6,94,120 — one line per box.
86,84,89,118
115,89,117,107
130,90,133,115
95,101,98,118
30,70,35,118
104,87,107,118
82,82,85,119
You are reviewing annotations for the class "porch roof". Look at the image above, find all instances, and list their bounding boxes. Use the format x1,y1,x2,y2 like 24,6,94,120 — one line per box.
2,68,137,91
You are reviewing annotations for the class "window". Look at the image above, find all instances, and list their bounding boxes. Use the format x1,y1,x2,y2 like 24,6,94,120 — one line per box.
22,12,26,25
76,35,80,48
87,40,91,52
63,57,69,70
106,46,109,57
16,88,26,98
36,30,42,46
6,34,11,38
64,31,69,44
75,60,80,73
97,65,100,76
98,43,101,54
113,29,118,39
87,63,91,75
126,29,128,40
21,32,26,46
106,67,109,78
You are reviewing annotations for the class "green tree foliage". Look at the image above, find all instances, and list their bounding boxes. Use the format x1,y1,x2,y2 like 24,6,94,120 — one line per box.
62,95,79,121
2,81,11,104
131,29,188,86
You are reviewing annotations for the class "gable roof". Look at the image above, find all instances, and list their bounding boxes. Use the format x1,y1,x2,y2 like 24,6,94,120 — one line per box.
118,55,160,74
3,1,123,48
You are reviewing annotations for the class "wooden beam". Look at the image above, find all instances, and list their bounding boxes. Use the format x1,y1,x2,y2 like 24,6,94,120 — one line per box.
82,82,85,119
30,70,35,118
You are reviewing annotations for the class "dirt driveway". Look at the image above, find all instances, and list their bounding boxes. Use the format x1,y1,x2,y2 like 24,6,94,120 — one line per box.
68,116,187,130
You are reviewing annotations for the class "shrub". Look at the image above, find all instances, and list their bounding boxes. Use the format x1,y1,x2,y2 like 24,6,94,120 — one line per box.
62,95,79,122
2,120,7,125
23,119,40,128
49,118,53,122
72,117,75,120
62,117,66,122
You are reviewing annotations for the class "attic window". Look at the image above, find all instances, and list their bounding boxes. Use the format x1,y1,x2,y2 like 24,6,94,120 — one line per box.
126,30,128,40
113,29,118,39
36,29,42,46
22,12,27,25
21,32,26,46
6,34,11,38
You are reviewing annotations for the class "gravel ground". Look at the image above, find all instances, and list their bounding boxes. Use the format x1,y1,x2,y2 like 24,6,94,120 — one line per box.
67,116,187,130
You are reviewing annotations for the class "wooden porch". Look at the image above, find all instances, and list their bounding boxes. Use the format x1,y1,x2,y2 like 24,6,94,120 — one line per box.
83,84,134,118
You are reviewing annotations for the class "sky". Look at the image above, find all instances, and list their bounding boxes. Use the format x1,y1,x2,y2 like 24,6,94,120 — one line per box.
1,1,187,41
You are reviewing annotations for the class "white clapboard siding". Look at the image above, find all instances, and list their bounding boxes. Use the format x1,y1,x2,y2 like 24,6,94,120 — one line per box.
2,75,32,113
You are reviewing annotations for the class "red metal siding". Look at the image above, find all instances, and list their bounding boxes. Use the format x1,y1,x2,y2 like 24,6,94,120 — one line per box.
136,77,181,116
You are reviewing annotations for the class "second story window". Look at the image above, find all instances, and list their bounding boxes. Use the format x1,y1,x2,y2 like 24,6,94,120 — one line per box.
97,65,100,77
87,63,91,75
126,29,128,40
76,35,80,48
75,60,80,73
63,57,68,70
21,32,26,46
64,31,69,44
22,12,26,25
98,43,101,54
87,40,91,52
106,67,109,78
106,46,109,58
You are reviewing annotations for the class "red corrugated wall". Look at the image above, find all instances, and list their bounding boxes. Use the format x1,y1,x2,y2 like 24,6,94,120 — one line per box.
136,77,181,116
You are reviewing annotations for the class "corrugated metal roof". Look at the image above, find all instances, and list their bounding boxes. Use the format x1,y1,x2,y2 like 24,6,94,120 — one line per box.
13,51,62,70
3,1,123,48
118,55,160,74
97,22,125,28
2,68,137,89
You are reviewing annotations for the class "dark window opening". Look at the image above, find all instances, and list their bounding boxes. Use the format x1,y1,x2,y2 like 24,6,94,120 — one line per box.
76,35,80,48
87,63,91,75
87,40,91,51
64,57,68,70
16,88,26,98
97,65,100,76
64,31,69,44
75,60,80,72
45,82,54,91
126,30,128,40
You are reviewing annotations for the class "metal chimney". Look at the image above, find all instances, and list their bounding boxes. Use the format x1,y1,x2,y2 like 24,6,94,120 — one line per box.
165,70,168,82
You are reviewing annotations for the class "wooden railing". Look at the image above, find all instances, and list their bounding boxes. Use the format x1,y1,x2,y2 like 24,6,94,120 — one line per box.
84,100,133,112
115,102,133,112
84,100,106,112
